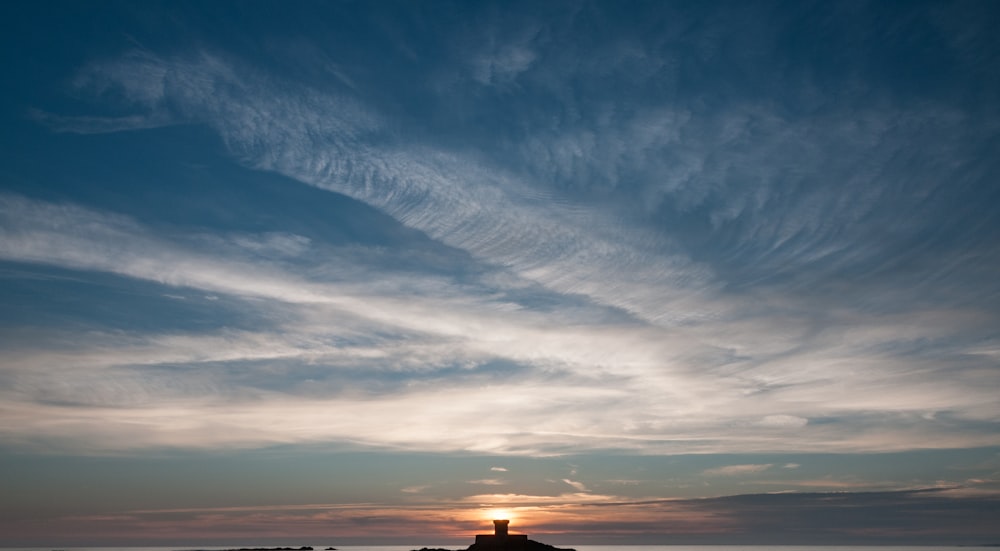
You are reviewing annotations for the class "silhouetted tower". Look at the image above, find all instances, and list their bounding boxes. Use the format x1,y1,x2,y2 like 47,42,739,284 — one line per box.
475,518,526,550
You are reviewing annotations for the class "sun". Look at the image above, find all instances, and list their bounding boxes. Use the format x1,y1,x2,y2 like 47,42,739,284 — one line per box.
481,507,517,523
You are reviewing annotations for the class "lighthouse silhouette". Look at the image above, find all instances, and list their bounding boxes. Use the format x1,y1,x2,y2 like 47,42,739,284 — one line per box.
473,519,528,550
494,520,509,537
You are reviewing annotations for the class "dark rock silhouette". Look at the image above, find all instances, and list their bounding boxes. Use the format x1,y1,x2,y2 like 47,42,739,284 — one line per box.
413,519,574,551
180,547,314,551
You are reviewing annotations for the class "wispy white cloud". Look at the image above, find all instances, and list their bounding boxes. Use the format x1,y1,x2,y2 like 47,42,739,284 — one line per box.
562,479,589,492
461,492,611,506
469,31,538,87
29,109,176,134
39,52,719,327
2,191,999,455
469,479,507,486
703,464,774,477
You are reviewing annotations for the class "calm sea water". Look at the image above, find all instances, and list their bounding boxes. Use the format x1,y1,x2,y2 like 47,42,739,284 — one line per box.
0,546,981,551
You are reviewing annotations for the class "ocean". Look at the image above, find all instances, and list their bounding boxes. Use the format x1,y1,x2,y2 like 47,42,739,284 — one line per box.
0,546,982,551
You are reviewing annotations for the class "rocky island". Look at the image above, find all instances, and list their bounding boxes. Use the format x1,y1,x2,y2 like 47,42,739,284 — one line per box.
414,520,574,551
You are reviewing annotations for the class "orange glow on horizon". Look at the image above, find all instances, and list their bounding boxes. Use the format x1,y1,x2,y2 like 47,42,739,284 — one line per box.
480,507,518,525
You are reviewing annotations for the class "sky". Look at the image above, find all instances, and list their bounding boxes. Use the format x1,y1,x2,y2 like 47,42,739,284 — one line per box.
1,0,999,546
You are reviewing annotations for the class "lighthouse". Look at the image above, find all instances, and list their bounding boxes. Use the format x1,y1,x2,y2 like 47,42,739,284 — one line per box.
460,518,573,551
494,520,509,538
474,519,528,550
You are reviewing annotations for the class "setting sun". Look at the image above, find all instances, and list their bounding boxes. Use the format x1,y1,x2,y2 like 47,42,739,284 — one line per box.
481,508,517,524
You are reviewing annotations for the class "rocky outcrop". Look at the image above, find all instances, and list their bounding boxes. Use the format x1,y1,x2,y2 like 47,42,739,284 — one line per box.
412,520,573,551
469,539,574,551
413,539,574,551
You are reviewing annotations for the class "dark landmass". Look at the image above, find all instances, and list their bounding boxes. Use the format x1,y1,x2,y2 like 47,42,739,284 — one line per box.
472,540,574,551
413,540,574,551
180,547,315,551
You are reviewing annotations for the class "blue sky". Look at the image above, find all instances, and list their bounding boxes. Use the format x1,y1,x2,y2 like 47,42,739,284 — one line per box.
1,0,999,546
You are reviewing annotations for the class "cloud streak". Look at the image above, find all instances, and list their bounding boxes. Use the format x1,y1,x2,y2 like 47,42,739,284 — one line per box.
703,464,774,477
2,188,998,456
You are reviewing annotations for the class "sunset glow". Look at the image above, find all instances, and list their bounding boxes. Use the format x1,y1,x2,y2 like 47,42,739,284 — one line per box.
482,509,517,525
